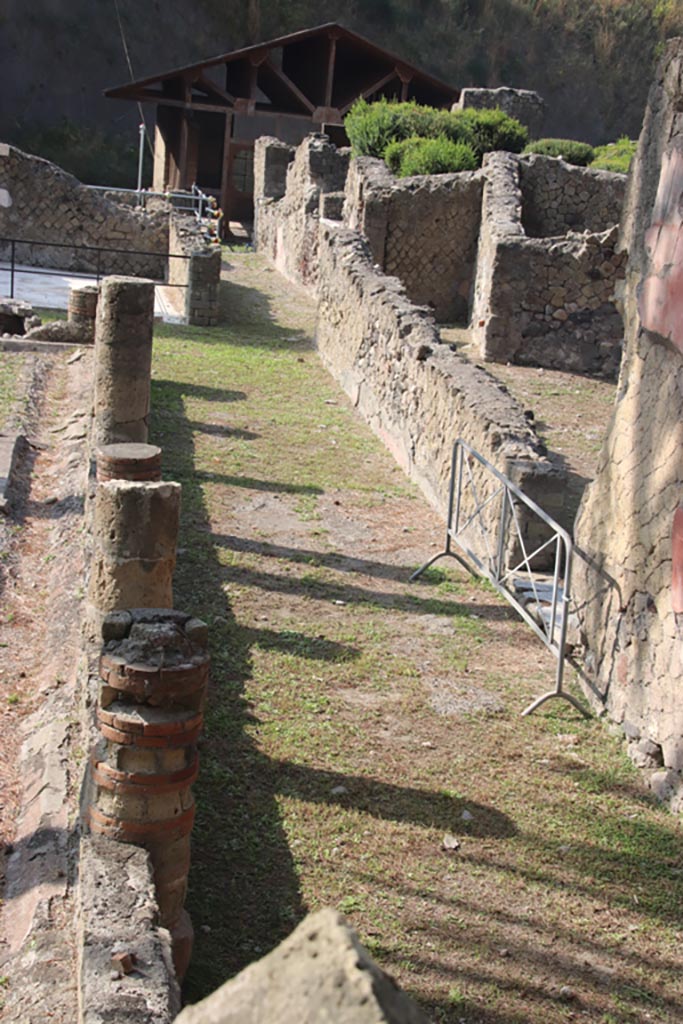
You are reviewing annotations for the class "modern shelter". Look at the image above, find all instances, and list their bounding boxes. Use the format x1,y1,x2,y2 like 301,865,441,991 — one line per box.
105,22,459,226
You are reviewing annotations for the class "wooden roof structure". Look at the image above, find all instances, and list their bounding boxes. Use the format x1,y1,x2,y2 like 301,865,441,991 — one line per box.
105,23,459,228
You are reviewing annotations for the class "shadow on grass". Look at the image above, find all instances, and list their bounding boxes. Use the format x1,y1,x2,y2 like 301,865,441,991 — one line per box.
196,472,323,496
150,376,516,1005
217,278,312,352
214,552,514,621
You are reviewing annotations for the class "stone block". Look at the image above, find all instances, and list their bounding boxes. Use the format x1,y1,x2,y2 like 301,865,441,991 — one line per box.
174,909,430,1024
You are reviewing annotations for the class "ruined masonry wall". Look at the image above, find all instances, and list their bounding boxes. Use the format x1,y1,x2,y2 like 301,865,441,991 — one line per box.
255,135,348,294
520,154,626,238
0,144,168,278
573,39,683,805
254,137,565,552
343,157,484,323
471,152,625,376
455,87,546,139
168,216,221,327
315,223,565,536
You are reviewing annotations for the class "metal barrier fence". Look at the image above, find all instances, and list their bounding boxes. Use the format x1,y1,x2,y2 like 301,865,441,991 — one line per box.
0,237,191,300
411,439,589,718
84,183,223,236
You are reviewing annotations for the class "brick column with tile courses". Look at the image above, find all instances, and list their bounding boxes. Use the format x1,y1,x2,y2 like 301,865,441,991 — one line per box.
67,282,99,343
87,608,210,980
96,442,162,483
93,275,155,446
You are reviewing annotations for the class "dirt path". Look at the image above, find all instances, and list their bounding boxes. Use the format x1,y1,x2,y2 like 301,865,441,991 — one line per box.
150,253,683,1024
0,349,90,1022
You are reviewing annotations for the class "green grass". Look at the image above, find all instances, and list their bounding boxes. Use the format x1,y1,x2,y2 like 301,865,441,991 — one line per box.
150,255,683,1024
591,136,638,174
0,354,26,430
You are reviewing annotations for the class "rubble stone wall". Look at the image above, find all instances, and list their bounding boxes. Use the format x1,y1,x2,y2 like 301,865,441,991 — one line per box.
455,87,546,139
169,216,221,327
520,154,626,238
573,39,683,806
471,152,625,376
0,144,168,278
343,157,484,323
255,135,348,294
315,222,565,541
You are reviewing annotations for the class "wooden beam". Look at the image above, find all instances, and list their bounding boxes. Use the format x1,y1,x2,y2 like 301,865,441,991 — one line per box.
178,81,191,186
339,71,400,115
324,36,337,107
262,58,315,113
122,92,235,114
195,73,236,105
220,112,233,231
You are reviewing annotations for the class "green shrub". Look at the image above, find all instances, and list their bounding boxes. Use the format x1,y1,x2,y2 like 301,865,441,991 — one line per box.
384,137,422,174
523,137,595,166
590,136,638,174
457,107,528,160
344,99,433,159
10,118,150,187
387,136,478,177
345,98,528,166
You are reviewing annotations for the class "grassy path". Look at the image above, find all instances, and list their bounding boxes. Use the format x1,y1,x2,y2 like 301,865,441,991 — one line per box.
151,253,683,1024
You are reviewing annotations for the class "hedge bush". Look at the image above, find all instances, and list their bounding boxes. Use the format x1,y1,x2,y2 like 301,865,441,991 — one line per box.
345,98,528,168
523,137,595,166
386,136,478,177
590,136,637,174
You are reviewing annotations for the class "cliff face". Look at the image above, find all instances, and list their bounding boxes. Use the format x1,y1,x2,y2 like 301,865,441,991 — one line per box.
1,0,680,166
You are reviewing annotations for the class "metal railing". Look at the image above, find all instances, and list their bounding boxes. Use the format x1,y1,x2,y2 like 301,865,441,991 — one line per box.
0,237,191,300
84,183,223,235
411,439,589,718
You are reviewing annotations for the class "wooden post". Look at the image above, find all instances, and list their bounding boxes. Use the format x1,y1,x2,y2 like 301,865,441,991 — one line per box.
220,112,233,235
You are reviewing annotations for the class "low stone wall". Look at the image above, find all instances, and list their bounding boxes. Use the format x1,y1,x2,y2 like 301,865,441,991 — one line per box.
0,144,168,278
255,135,566,552
315,223,565,551
471,153,625,376
169,215,221,327
520,154,626,238
455,87,546,139
344,157,484,323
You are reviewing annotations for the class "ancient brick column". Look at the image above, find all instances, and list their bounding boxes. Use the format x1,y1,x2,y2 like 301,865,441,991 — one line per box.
68,282,99,343
93,276,155,446
88,609,209,979
96,443,162,483
88,479,181,617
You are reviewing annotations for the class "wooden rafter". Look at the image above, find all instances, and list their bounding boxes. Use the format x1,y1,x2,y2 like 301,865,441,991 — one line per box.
194,73,236,106
339,70,401,115
261,58,315,113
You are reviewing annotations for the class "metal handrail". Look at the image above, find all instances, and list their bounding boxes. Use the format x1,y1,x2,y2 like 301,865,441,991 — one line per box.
0,236,192,299
411,439,589,718
84,183,223,236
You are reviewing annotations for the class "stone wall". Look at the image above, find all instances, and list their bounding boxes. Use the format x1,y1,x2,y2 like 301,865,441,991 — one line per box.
169,216,221,327
344,157,484,323
471,152,626,376
0,144,168,278
455,87,546,139
572,39,683,806
255,135,348,293
315,222,564,548
520,154,626,238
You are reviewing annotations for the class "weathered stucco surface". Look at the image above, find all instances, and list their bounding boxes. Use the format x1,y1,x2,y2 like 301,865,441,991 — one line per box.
573,39,683,803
